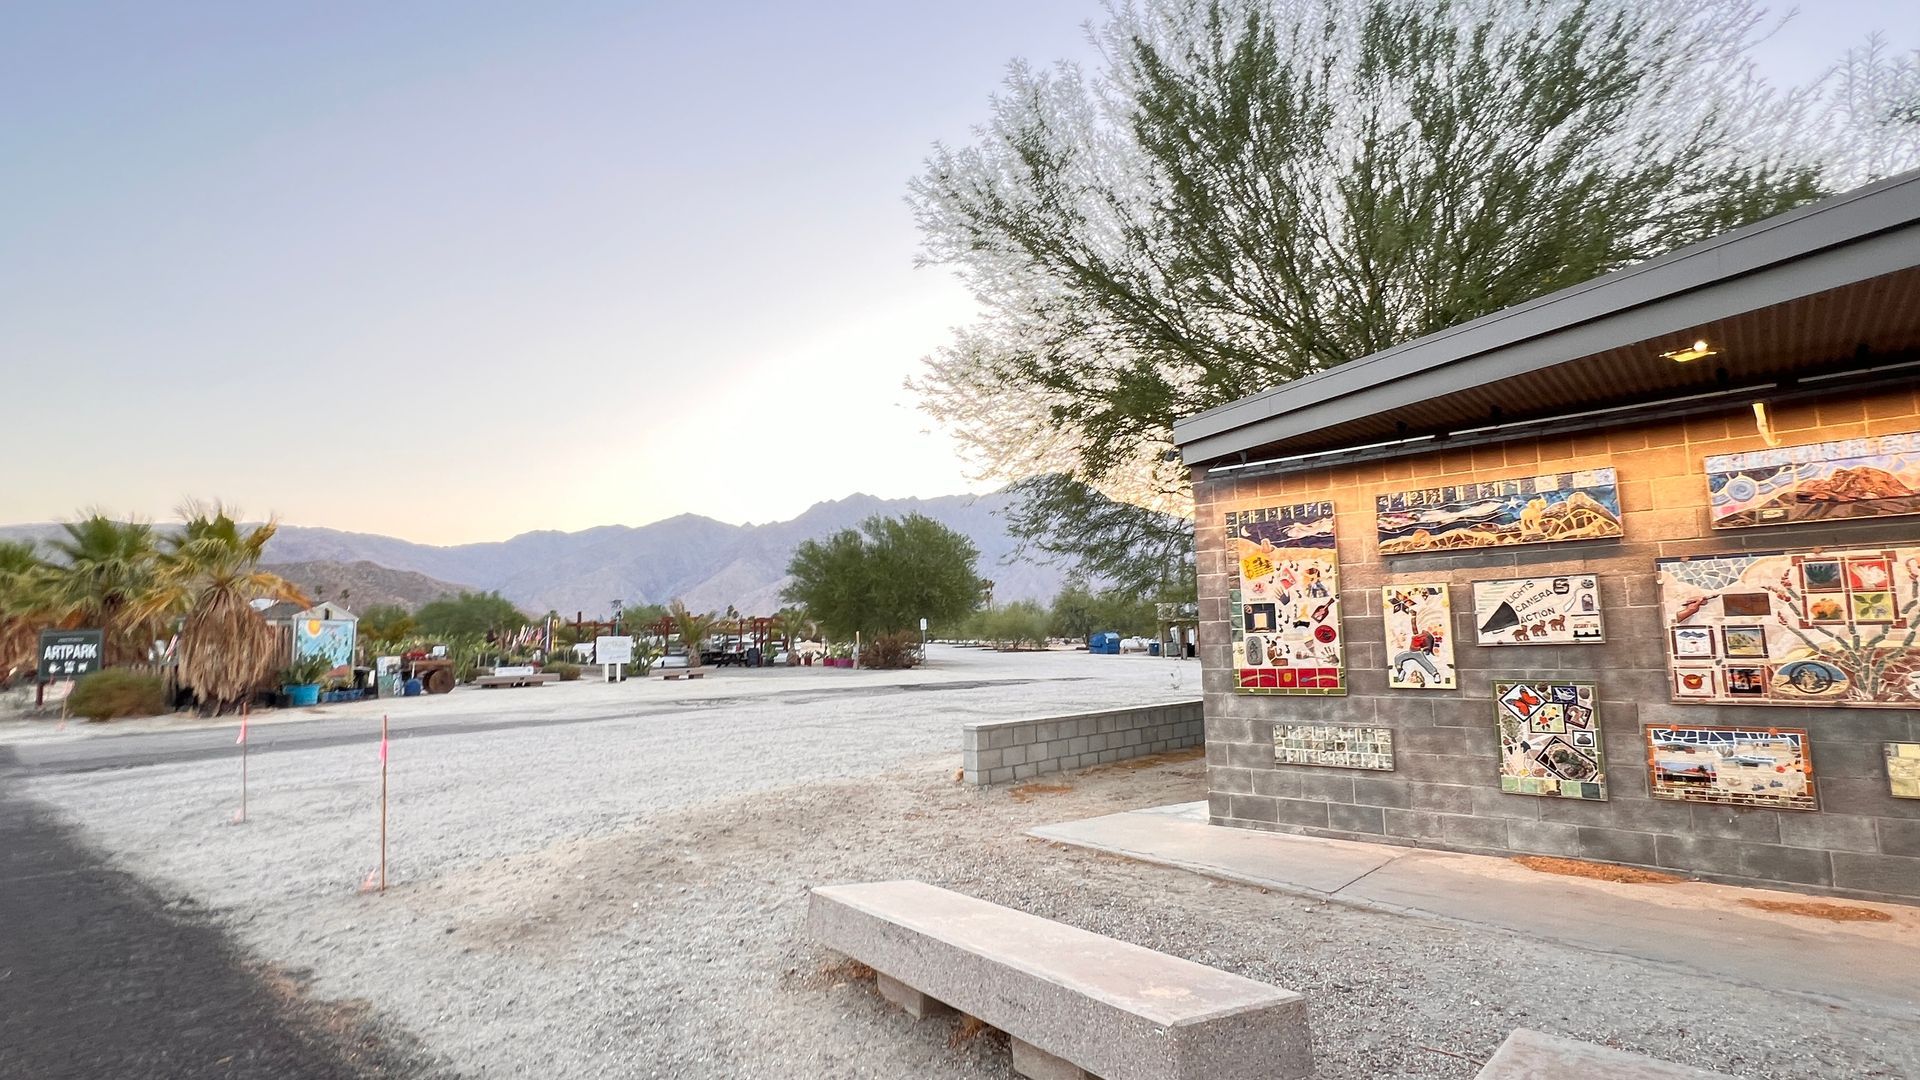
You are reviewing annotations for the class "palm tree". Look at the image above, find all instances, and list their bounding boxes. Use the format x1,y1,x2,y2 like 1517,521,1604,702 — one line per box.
0,540,49,683
42,514,162,665
669,599,718,670
133,504,307,714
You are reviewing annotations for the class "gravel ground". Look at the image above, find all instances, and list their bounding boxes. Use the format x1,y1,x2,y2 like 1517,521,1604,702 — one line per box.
15,649,1918,1079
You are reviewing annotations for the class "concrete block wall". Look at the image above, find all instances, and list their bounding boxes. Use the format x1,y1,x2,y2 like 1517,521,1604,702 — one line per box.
963,700,1204,785
1194,386,1920,904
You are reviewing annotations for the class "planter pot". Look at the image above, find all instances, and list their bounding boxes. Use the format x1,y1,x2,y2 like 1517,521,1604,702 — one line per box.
284,683,322,707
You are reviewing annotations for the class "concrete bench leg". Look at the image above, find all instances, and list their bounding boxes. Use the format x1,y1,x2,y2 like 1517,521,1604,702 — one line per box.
1011,1036,1096,1080
875,972,951,1020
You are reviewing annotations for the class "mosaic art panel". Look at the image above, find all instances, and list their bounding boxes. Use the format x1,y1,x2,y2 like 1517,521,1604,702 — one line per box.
1657,546,1920,708
1273,723,1394,770
1471,575,1604,646
1228,502,1345,695
1375,468,1621,555
1646,726,1816,811
1383,583,1455,689
1888,743,1920,800
1708,430,1920,529
1494,680,1606,800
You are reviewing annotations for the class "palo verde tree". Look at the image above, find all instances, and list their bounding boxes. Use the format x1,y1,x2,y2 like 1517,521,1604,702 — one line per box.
911,0,1917,591
783,513,984,639
416,590,529,638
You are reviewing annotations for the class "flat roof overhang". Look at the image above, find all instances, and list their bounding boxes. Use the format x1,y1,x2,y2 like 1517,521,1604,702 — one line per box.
1173,170,1920,471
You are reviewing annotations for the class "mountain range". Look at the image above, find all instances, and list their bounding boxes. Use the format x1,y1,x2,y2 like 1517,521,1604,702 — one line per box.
0,491,1071,616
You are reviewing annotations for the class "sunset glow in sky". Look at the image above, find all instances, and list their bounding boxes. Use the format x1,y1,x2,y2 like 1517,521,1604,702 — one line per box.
3,1,1911,543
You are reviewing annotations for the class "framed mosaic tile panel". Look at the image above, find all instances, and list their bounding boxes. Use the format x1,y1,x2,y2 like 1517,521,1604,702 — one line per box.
1494,680,1606,800
1656,547,1920,707
1707,430,1920,529
1375,468,1622,555
1227,502,1345,695
1383,583,1455,689
1471,575,1604,646
1646,726,1817,811
1273,724,1394,770
1888,743,1920,800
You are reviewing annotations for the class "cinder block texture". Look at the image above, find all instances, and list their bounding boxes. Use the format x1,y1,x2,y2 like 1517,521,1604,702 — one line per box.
1476,1029,1735,1079
964,701,1204,785
809,881,1312,1080
1197,390,1920,904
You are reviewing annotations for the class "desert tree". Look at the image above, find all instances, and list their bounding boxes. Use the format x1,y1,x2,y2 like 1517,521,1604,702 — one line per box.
783,513,985,639
909,0,1912,590
0,540,50,683
40,514,164,665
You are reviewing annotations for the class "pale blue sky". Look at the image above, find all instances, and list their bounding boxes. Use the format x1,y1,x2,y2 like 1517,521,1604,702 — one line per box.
2,2,1910,543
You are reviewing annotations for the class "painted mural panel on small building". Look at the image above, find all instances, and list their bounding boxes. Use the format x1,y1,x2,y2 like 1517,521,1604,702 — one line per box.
295,618,356,669
1273,724,1394,770
1707,431,1920,529
1656,547,1920,707
1375,468,1622,555
1227,502,1344,695
1494,680,1606,800
1383,583,1455,689
1647,726,1816,811
1471,575,1604,646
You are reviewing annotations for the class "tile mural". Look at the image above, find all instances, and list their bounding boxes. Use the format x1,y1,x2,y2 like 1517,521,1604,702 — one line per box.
1228,502,1345,695
1472,575,1604,646
1708,430,1920,529
1646,726,1817,811
1383,583,1456,689
1657,546,1920,708
1888,743,1920,800
1273,723,1394,770
1375,468,1622,555
1495,680,1606,800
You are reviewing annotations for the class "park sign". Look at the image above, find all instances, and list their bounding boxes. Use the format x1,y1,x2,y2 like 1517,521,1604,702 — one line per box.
38,629,104,682
595,636,634,665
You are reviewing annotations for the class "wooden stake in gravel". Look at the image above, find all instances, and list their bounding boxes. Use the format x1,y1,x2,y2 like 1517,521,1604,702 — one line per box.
234,702,249,825
379,714,389,892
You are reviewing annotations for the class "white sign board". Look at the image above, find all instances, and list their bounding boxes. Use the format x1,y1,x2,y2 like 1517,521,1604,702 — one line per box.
595,636,634,665
919,617,928,632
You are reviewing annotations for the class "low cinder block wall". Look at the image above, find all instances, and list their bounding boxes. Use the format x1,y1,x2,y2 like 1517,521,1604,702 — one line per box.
963,700,1204,785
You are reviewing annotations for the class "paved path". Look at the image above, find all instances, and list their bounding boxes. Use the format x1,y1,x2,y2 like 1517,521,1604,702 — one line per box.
0,771,443,1080
1035,803,1920,1021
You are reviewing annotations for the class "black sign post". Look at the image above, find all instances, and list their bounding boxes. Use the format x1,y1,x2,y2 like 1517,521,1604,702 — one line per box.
37,629,104,707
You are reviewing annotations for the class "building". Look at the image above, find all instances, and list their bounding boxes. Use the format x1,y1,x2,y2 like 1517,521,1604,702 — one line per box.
1171,170,1920,902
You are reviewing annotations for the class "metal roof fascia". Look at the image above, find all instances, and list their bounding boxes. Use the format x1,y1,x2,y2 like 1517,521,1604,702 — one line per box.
1176,223,1920,466
1173,171,1920,449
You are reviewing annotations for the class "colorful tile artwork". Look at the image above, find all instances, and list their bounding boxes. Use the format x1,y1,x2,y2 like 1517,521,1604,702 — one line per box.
1374,468,1622,555
1228,502,1345,695
1656,546,1920,708
1888,743,1920,799
1646,726,1817,811
1494,680,1606,800
1471,576,1604,646
1383,583,1455,689
1707,430,1920,529
1273,724,1395,770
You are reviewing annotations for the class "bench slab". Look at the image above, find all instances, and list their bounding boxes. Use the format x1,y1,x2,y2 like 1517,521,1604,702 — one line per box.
809,880,1310,1080
1477,1030,1736,1079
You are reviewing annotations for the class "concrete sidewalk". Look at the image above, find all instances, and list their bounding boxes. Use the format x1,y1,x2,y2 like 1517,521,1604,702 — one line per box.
1034,803,1920,1022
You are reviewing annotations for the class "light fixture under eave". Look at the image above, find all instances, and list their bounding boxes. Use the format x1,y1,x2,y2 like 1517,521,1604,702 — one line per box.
1661,339,1717,363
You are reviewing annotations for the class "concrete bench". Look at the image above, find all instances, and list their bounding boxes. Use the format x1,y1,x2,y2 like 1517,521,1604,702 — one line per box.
660,669,706,680
808,880,1310,1080
473,673,560,688
1478,1030,1736,1079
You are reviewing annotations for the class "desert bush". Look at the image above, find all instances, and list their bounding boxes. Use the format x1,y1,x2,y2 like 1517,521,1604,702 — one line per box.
545,660,581,681
66,669,168,721
859,631,921,670
975,602,1051,650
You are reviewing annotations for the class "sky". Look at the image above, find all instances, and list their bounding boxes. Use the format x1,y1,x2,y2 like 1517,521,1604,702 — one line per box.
1,1,1912,544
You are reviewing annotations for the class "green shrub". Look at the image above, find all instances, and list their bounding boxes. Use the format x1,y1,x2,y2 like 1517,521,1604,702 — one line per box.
858,631,921,670
545,660,581,681
280,654,332,686
67,670,169,722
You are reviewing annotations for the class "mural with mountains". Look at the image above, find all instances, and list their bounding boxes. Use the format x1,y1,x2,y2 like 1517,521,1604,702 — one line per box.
1707,430,1920,529
0,491,1072,617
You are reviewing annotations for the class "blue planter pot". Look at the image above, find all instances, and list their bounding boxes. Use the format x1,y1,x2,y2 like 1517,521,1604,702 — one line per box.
284,683,321,707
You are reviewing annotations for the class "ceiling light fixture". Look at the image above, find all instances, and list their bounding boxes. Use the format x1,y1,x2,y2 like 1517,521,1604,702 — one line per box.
1661,339,1717,363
